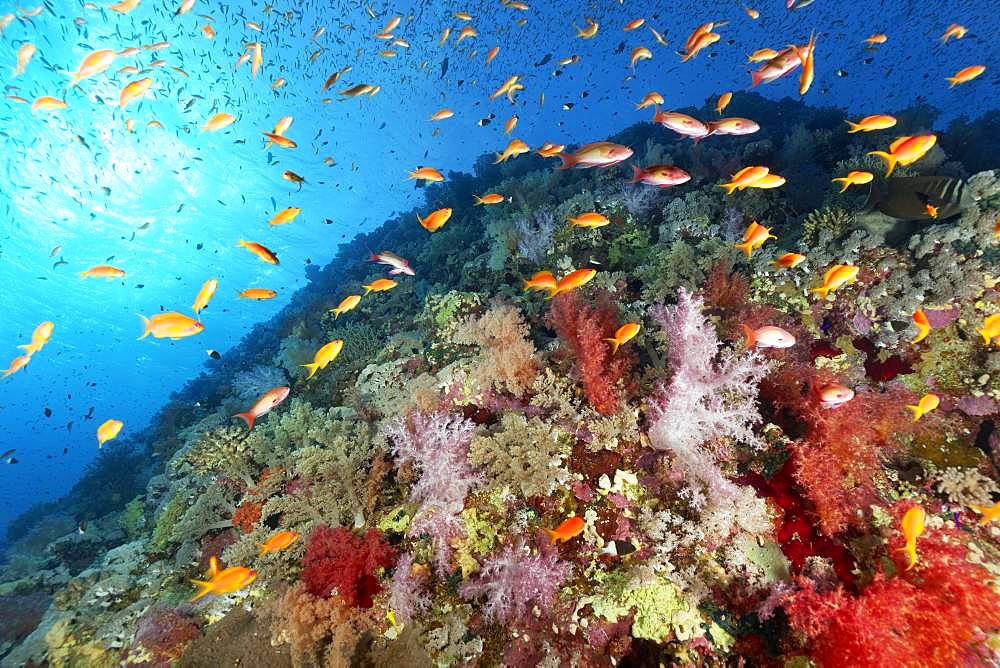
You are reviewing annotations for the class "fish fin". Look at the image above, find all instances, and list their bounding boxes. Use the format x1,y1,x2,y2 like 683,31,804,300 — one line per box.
946,76,958,88
301,363,319,380
544,529,559,543
906,404,921,421
750,70,764,87
189,579,213,602
810,286,829,297
555,153,574,170
208,556,220,577
979,327,992,345
137,314,151,340
234,412,256,430
603,338,621,355
628,164,643,184
868,150,898,178
741,324,756,349
844,120,862,133
16,344,35,354
734,240,753,257
720,182,739,196
258,544,269,555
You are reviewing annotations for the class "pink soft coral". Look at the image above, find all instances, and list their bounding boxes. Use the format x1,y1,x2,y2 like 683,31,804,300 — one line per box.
547,290,634,415
131,606,201,666
647,288,770,503
459,535,571,624
300,525,396,608
383,410,482,575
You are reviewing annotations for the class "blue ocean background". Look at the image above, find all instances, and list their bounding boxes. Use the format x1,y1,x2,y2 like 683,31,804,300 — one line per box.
0,0,995,534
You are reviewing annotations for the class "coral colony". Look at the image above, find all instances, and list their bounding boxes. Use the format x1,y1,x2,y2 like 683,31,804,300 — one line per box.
2,92,1000,666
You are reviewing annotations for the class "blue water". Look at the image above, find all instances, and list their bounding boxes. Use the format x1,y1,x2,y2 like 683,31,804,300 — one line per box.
0,0,995,532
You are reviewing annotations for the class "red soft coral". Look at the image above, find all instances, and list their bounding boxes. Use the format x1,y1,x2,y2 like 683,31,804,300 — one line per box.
232,500,262,533
131,606,201,666
547,290,634,415
301,525,396,608
783,506,1000,668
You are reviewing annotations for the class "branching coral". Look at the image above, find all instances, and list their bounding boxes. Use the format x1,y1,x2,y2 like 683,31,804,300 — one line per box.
547,290,635,415
648,288,770,504
458,536,571,625
468,413,572,498
301,526,396,608
383,411,482,575
452,302,539,398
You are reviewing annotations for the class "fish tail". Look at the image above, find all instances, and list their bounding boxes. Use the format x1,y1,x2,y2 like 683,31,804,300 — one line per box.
810,285,830,297
189,579,213,602
137,315,151,340
911,326,929,344
473,196,483,205
556,153,575,170
628,164,644,184
906,404,922,421
333,308,342,319
258,544,270,555
741,324,756,349
720,182,739,196
363,286,373,296
544,287,560,300
234,411,256,431
946,76,958,88
301,363,319,380
845,120,862,133
979,327,992,345
734,240,753,258
832,178,850,193
868,151,897,177
604,338,621,355
544,529,559,543
17,344,36,354
895,543,917,571
750,70,765,87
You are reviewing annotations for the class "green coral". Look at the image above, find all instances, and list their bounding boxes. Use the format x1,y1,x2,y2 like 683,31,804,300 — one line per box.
801,207,854,247
468,413,572,498
179,425,256,485
149,495,187,553
607,224,652,272
584,570,705,642
453,507,500,577
637,237,730,304
120,496,146,540
377,505,414,534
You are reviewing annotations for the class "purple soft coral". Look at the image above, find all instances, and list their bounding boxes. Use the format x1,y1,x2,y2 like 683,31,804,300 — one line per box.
387,553,430,625
648,288,770,504
459,536,571,625
383,411,482,576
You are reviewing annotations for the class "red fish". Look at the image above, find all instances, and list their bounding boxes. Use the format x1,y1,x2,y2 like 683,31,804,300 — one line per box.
234,386,290,430
628,164,691,188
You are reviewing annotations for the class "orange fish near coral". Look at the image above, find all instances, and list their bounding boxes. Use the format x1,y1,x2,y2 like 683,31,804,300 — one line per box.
969,501,1000,525
605,322,640,354
363,278,398,295
524,271,558,294
557,142,633,170
408,166,444,182
550,268,597,298
911,308,931,344
831,170,873,192
977,314,1000,346
868,135,937,177
190,556,257,601
628,164,691,188
495,138,529,163
568,212,610,229
773,252,806,269
734,221,776,258
716,91,733,115
474,193,505,206
545,516,584,543
239,288,277,300
845,114,897,133
896,505,926,571
940,23,967,43
139,312,204,340
96,418,123,448
331,295,362,319
811,264,859,298
720,166,769,195
635,91,664,110
19,321,53,355
301,340,343,380
235,386,290,431
238,240,279,265
946,65,985,87
906,393,939,421
259,530,300,555
742,325,795,349
417,208,452,232
816,383,855,408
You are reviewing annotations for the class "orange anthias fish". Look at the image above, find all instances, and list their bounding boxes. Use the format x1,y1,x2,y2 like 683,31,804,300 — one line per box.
363,278,398,295
68,49,117,85
630,46,652,69
946,65,986,87
557,142,633,169
239,288,277,300
301,340,343,379
524,271,558,294
203,112,236,132
474,193,505,206
605,322,640,354
635,91,664,110
119,77,152,109
190,556,257,602
811,264,860,297
550,268,597,298
773,252,806,269
716,91,733,115
629,164,691,188
32,96,68,113
409,166,445,182
260,530,300,555
868,135,937,177
568,212,610,229
720,166,769,195
574,16,599,39
969,501,1000,525
81,265,125,279
235,386,290,431
19,321,54,355
331,294,362,319
262,133,296,149
429,108,454,121
14,43,36,77
417,208,453,232
750,45,801,87
977,313,1000,346
2,354,31,378
238,240,279,265
940,23,967,44
832,170,874,192
895,505,926,571
911,308,931,344
679,30,720,62
96,418,123,448
139,312,204,340
734,221,776,258
192,279,218,315
793,31,817,95
906,393,939,421
545,515,585,543
816,383,855,408
864,33,887,47
494,138,529,163
536,142,566,158
742,325,796,349
269,207,301,227
747,47,780,63
845,114,897,133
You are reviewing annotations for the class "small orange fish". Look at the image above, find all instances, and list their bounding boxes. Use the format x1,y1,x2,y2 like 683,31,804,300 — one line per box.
429,108,454,121
416,208,452,232
940,23,967,44
568,212,610,229
906,393,939,421
81,265,125,279
201,24,215,39
630,46,652,69
816,383,854,408
474,193,505,205
811,264,859,298
773,252,806,269
845,114,897,133
550,268,597,298
301,340,343,379
574,16,599,39
331,294,362,319
504,115,518,135
831,170,873,192
793,31,817,95
18,321,54,355
485,46,500,63
14,43,35,77
911,308,931,344
235,386,290,430
946,65,985,87
192,279,218,314
864,33,887,47
895,505,925,571
238,240,278,265
635,91,664,110
97,419,123,448
495,138,529,163
455,25,477,44
744,7,760,19
119,77,153,109
535,141,566,158
623,18,645,32
720,166,769,195
262,132,297,148
742,325,795,349
239,288,277,300
969,501,1000,525
524,271,558,293
747,47,779,63
31,96,68,113
977,314,1000,346
203,112,236,132
716,91,733,115
734,221,776,258
269,207,301,227
408,166,444,182
545,515,584,543
2,354,31,378
138,312,204,340
260,530,300,555
605,322,640,354
868,135,937,177
190,556,257,601
68,49,116,85
363,278,398,295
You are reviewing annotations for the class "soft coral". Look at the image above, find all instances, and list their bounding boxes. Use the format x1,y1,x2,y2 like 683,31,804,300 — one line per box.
301,525,396,608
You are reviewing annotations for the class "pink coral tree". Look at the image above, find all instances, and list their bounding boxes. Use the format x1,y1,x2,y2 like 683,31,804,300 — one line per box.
459,536,571,625
648,288,770,504
383,410,482,575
